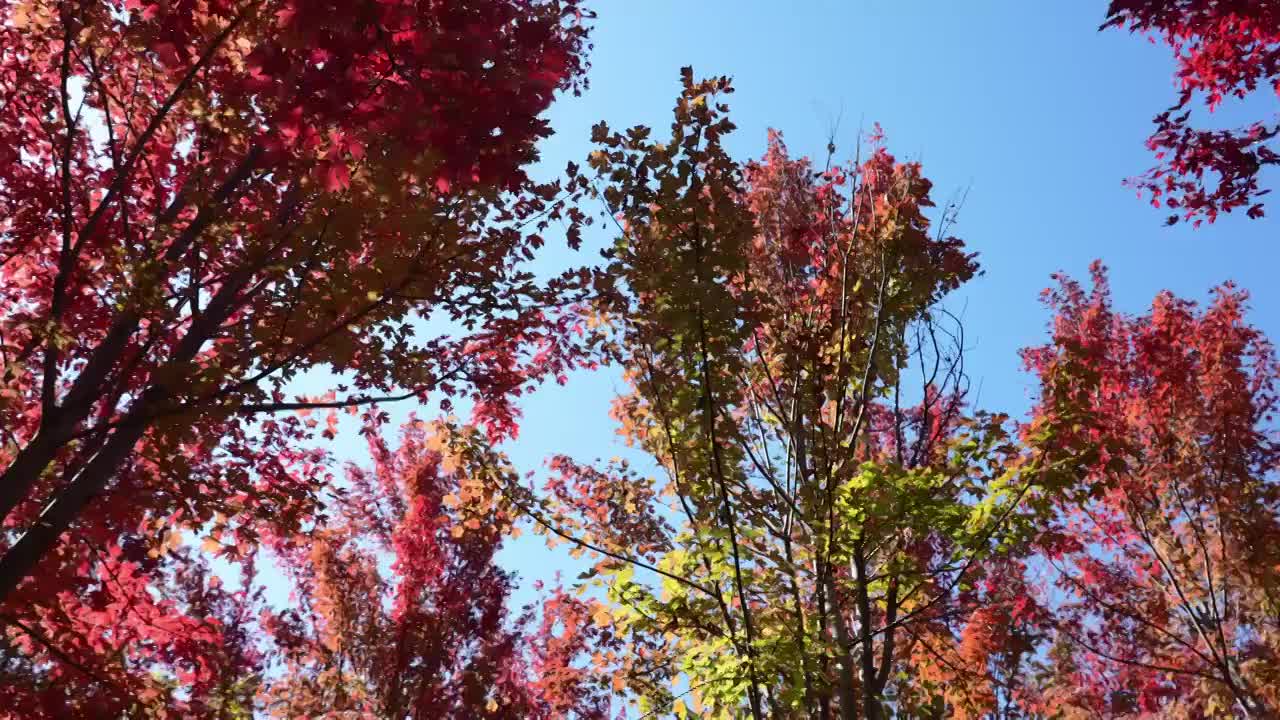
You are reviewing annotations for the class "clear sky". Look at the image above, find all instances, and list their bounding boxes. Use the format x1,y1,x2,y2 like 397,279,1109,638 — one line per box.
478,0,1279,598
269,1,1278,617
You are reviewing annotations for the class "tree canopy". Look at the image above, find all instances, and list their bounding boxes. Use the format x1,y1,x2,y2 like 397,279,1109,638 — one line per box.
0,1,1277,718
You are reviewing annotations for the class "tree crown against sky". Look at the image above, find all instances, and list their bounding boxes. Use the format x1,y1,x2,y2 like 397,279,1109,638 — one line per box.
0,1,1278,719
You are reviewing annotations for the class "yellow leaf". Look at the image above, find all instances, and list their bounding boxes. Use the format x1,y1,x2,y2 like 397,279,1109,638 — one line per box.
200,537,222,554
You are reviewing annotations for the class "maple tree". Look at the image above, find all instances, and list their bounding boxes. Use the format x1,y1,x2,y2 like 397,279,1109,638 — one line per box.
0,0,594,611
1020,264,1280,718
256,419,616,719
0,419,618,717
1103,0,1280,224
2,2,1278,716
0,539,267,717
511,70,1088,719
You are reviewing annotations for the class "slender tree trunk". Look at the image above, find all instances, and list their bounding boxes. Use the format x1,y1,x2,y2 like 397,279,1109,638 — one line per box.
0,258,255,601
0,150,259,528
853,545,882,720
823,574,861,720
0,414,151,601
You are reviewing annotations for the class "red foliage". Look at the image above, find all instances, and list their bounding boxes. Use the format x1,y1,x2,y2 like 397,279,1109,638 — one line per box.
256,420,616,719
0,420,618,718
0,2,600,714
1104,0,1279,224
0,0,593,609
0,545,267,717
1024,262,1280,716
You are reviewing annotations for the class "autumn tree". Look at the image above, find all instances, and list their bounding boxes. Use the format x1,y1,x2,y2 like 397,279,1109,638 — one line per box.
0,541,268,717
1022,264,1280,718
256,419,617,719
0,0,594,611
511,71,1080,720
0,418,618,717
1103,0,1279,224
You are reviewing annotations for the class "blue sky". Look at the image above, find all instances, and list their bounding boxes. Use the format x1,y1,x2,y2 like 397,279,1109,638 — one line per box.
263,1,1277,627
483,0,1279,594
